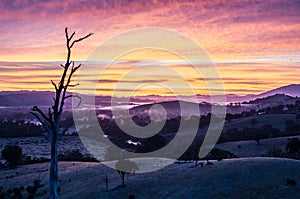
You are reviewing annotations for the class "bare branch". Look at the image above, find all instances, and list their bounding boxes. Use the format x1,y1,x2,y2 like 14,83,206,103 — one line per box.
51,80,58,91
71,63,82,74
59,62,81,113
30,112,51,136
65,27,69,42
60,64,65,68
68,83,80,87
48,108,53,121
64,94,82,107
32,106,50,122
69,31,76,41
70,32,93,48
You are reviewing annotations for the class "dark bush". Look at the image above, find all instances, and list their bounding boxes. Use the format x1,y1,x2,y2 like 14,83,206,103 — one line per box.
136,134,167,153
286,138,300,159
205,148,237,161
26,186,37,195
58,149,98,162
12,187,22,198
58,149,83,161
1,145,23,166
128,194,136,199
6,189,12,195
34,179,42,188
286,178,297,186
267,148,286,158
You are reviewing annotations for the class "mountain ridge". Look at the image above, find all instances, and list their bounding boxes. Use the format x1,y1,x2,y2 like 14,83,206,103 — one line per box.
0,84,299,107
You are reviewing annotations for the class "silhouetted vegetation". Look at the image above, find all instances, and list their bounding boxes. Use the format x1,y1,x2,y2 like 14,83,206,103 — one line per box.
286,138,300,159
267,148,286,158
220,125,282,144
58,149,98,162
1,145,23,166
286,178,297,187
0,120,43,137
265,138,300,160
115,159,138,187
205,148,238,161
0,179,45,199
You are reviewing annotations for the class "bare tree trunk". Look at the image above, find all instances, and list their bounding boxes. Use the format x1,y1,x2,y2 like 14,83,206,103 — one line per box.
49,131,58,199
121,172,125,187
31,28,93,199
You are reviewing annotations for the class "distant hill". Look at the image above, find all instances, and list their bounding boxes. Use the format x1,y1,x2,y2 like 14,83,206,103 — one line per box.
130,100,212,117
133,84,300,104
0,84,299,107
257,84,300,98
0,91,55,106
244,93,297,105
225,84,300,103
0,91,113,107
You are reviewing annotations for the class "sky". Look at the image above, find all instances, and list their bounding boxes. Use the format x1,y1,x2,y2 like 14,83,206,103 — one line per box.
0,0,299,96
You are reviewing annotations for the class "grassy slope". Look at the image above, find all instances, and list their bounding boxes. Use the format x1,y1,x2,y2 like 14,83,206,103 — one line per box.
1,158,300,199
216,135,300,158
223,114,297,132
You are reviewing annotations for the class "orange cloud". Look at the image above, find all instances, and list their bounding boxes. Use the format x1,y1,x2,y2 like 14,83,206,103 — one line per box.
0,0,299,95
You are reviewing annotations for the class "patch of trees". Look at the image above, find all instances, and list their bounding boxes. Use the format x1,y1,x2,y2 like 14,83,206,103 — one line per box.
205,148,238,161
58,149,98,162
225,110,257,121
0,179,46,199
221,124,282,143
286,138,300,159
0,120,43,137
91,112,220,154
267,137,300,160
226,102,299,122
243,94,295,105
178,146,237,162
0,115,78,137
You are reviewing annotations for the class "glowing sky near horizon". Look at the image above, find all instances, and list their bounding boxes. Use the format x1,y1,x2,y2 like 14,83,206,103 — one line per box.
0,0,299,96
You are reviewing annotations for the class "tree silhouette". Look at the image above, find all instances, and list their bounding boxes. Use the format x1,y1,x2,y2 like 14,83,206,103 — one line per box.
1,145,23,166
115,159,138,187
31,28,93,199
286,138,300,159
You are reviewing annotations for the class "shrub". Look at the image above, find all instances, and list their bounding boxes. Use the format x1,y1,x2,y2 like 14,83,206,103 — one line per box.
205,148,237,161
286,138,300,159
1,145,23,166
58,150,98,162
58,149,84,161
267,148,286,158
128,194,136,199
286,178,297,186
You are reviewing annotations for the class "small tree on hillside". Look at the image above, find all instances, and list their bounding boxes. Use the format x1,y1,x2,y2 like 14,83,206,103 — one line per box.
115,159,138,187
31,28,93,199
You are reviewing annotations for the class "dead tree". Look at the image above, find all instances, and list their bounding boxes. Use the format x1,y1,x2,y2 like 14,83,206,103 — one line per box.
31,28,93,199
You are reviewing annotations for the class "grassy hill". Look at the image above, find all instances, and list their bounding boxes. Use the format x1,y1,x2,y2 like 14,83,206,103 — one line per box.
1,157,300,198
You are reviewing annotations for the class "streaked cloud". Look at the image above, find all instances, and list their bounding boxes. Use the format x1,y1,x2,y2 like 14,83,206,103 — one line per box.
1,59,300,96
0,0,299,95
